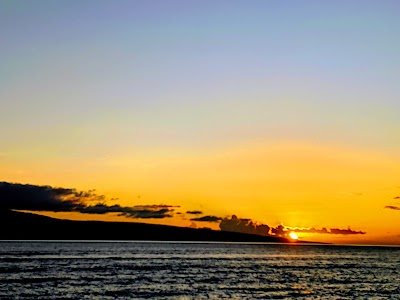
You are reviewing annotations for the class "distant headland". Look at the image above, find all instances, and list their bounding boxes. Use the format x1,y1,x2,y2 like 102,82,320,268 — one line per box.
0,209,322,244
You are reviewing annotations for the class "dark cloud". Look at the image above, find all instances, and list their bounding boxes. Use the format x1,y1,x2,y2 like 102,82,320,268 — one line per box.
81,203,173,219
284,226,366,235
134,204,180,209
329,228,365,235
190,215,222,222
119,208,173,219
219,215,270,236
0,182,174,219
271,225,285,236
0,182,102,211
385,205,400,210
218,215,365,237
186,210,203,215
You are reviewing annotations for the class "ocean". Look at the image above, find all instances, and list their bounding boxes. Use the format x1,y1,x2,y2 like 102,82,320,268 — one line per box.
0,241,399,299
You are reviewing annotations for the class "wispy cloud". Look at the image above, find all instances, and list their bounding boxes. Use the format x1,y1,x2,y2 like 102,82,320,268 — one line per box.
329,228,365,235
186,210,203,215
385,205,400,211
190,215,222,222
134,204,180,209
383,196,400,211
0,182,175,219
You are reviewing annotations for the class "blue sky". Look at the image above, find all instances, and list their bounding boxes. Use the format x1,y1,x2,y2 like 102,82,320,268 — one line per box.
2,1,400,154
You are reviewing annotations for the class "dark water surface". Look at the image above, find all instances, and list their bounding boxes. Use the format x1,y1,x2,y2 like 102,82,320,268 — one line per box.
0,241,399,299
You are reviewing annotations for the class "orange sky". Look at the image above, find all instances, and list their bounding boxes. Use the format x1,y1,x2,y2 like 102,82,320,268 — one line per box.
3,140,400,245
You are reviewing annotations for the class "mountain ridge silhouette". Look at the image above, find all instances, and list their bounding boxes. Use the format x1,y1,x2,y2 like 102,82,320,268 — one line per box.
0,209,322,243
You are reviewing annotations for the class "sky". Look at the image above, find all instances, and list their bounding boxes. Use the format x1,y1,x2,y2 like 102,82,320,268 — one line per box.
1,0,400,245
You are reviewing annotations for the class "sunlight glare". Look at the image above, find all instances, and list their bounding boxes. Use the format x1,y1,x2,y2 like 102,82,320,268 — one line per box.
289,232,299,240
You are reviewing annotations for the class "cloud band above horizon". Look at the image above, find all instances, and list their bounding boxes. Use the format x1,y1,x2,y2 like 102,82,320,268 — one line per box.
218,215,366,236
0,182,176,219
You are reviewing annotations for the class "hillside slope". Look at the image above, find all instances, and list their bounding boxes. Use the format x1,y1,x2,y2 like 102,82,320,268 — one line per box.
0,209,298,243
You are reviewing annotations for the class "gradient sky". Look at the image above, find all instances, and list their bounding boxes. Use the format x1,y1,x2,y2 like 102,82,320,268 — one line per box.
1,0,400,244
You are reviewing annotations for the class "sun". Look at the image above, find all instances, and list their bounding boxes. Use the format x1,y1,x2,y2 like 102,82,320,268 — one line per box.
289,232,299,240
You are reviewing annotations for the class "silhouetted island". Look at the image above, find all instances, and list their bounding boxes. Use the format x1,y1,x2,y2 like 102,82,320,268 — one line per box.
0,209,319,243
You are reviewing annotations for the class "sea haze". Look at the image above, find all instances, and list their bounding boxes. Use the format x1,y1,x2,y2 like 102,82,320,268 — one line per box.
0,241,399,299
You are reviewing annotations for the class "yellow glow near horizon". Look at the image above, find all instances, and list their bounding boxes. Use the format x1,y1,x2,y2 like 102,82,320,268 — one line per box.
289,232,299,240
2,140,400,245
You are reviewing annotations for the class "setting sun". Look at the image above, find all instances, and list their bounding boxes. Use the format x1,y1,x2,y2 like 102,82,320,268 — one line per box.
289,232,299,240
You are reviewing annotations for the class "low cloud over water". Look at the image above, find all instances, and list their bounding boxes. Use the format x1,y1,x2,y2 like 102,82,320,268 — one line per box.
0,182,176,219
218,215,365,236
